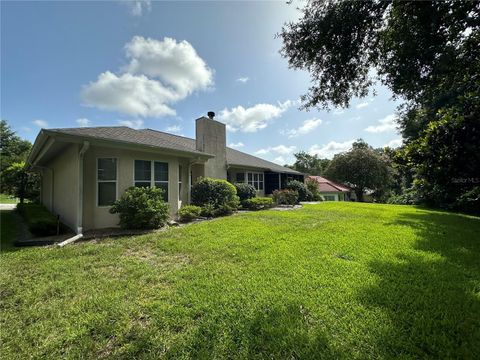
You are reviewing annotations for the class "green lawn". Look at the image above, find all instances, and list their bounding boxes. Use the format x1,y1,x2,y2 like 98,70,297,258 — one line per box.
0,210,18,252
0,194,18,204
1,203,479,359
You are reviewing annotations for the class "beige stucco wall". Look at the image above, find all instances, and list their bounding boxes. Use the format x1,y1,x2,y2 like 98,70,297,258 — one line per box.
82,145,189,230
196,117,227,179
42,144,79,231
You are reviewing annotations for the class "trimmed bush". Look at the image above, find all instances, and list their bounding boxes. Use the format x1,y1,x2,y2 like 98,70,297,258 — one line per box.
286,180,313,201
17,203,64,236
191,177,239,217
272,189,299,205
178,205,202,222
109,187,169,229
305,178,324,201
243,197,274,210
234,183,256,202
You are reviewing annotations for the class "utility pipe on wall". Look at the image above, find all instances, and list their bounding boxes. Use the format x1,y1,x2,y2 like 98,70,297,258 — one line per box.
76,141,90,235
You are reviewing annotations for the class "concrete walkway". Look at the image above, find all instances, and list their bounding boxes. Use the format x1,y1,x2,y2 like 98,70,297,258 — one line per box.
0,204,17,210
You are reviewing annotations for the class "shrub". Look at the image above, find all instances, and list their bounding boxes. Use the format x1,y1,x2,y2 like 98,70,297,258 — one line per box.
109,187,169,229
178,205,202,222
272,189,299,205
452,187,480,215
234,183,256,202
305,178,324,201
286,180,313,201
17,203,65,236
191,177,239,217
387,188,421,205
243,197,274,210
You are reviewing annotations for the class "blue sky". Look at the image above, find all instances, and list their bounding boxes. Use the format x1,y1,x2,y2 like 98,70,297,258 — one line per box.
1,0,402,164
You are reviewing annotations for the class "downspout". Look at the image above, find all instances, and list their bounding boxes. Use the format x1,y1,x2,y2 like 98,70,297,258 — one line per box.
76,141,90,234
58,141,89,247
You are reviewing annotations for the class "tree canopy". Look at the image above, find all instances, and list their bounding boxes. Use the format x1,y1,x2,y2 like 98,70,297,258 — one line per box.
289,151,330,175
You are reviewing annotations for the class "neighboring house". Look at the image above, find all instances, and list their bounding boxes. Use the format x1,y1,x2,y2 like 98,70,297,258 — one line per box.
307,176,351,201
26,112,303,233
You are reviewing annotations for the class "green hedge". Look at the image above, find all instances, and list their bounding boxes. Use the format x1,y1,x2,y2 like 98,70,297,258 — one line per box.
191,177,239,217
178,205,202,222
243,197,274,210
17,203,63,236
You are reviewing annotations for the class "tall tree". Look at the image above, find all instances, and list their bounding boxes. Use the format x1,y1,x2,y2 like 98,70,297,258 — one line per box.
289,151,330,175
280,1,480,208
325,140,392,202
0,120,31,172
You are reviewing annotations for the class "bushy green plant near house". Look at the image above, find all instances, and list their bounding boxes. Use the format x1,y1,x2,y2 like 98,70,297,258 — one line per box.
272,189,298,205
234,183,256,202
305,178,324,201
109,187,169,229
178,205,202,223
286,180,313,201
243,197,274,210
452,187,480,215
17,203,64,236
191,177,239,217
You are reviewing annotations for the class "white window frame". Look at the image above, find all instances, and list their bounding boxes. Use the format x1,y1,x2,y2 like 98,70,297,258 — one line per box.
96,157,118,208
133,160,169,201
246,171,264,191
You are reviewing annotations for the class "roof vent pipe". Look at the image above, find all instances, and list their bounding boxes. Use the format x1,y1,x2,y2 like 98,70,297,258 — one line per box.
207,111,215,119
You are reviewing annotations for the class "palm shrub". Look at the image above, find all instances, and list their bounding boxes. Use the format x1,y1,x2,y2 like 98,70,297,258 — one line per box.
286,180,313,201
191,177,239,217
109,186,169,229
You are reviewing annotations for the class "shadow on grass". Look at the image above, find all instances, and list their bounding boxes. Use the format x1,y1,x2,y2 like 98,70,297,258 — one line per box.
358,210,480,358
170,303,340,359
0,210,20,253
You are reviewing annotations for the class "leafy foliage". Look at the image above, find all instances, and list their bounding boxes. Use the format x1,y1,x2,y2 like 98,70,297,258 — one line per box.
280,1,480,211
243,197,274,211
272,189,298,205
285,180,313,201
178,205,202,223
325,140,392,202
288,151,330,175
109,187,169,229
191,177,239,217
234,183,256,202
1,161,40,203
305,178,324,201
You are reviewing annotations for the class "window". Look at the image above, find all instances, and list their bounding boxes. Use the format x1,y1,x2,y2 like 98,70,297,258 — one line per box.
134,160,169,201
324,195,336,201
97,158,117,206
247,172,264,191
236,172,245,183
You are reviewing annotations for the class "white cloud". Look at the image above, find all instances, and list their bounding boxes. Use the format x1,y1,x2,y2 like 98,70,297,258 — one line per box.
309,140,355,159
82,36,213,118
256,145,296,156
217,100,292,133
236,77,249,83
333,109,345,115
129,0,151,16
385,138,403,148
118,119,144,129
228,142,244,149
284,118,322,138
356,102,369,109
365,114,397,133
76,118,91,127
32,119,48,128
165,125,182,134
273,156,286,165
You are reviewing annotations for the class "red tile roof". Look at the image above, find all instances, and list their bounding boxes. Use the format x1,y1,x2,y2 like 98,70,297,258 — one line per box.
307,176,351,192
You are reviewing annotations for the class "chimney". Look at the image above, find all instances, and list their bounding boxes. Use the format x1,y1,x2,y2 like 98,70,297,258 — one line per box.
196,111,227,179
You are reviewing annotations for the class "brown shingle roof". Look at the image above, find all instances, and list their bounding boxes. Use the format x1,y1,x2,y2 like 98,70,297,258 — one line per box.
46,127,301,174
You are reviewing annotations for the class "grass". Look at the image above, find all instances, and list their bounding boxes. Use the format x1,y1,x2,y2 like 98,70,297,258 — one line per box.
0,194,18,204
0,203,479,359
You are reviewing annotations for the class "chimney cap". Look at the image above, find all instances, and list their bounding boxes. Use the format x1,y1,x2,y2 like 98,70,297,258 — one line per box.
207,111,215,119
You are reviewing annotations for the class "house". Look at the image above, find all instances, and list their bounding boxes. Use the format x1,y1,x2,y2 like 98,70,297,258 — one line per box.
26,112,303,233
307,176,351,201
